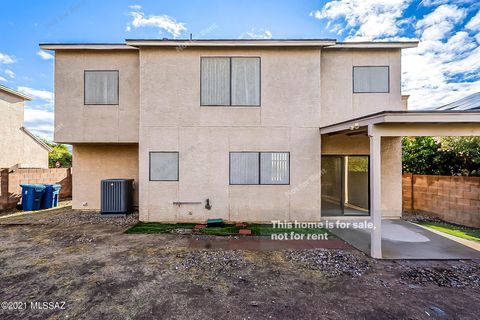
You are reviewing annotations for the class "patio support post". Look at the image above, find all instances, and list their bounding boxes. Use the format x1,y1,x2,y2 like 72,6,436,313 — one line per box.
369,126,382,258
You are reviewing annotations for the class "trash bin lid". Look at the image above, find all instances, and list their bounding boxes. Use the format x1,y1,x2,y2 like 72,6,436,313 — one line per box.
45,184,62,190
20,184,46,191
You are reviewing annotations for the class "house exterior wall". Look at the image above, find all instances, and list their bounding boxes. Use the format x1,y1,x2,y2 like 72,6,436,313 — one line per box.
0,92,49,169
321,48,404,127
138,47,321,222
72,144,138,210
54,50,139,144
53,46,404,222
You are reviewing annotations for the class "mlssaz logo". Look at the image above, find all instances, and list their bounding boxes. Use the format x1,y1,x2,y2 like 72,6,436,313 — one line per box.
30,301,66,310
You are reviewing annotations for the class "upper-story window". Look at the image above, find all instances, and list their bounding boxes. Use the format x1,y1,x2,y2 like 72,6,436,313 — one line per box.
201,57,260,106
84,70,119,105
353,66,389,93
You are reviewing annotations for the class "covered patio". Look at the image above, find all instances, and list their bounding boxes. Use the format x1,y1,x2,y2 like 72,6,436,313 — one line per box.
320,110,480,258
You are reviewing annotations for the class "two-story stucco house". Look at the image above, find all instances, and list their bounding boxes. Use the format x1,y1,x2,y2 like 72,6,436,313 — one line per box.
0,85,52,169
42,39,480,258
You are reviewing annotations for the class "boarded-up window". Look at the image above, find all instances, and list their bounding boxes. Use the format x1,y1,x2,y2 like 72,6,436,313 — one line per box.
353,66,389,93
201,58,231,105
260,152,289,184
231,57,260,106
230,152,289,185
201,57,260,106
229,152,259,184
150,152,179,181
84,71,119,105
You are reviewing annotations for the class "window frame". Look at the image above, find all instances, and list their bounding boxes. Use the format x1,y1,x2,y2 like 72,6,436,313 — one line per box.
200,56,261,107
84,70,120,106
352,66,390,94
149,151,180,182
229,151,290,185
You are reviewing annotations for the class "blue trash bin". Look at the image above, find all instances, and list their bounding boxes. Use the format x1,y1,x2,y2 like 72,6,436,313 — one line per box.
41,184,62,209
20,184,46,211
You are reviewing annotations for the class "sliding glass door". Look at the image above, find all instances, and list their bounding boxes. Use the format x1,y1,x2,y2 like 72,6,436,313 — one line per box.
321,155,370,216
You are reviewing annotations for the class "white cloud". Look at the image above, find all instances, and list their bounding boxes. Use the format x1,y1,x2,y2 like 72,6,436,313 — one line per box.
0,52,15,64
24,108,55,140
37,50,54,60
466,10,480,31
17,86,54,103
242,29,273,39
416,4,466,41
126,6,187,38
5,69,15,79
128,4,142,10
313,1,480,109
0,76,7,82
311,0,411,40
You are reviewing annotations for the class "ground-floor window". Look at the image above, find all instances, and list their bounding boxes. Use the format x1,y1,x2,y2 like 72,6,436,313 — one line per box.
230,152,290,185
321,155,369,216
149,152,179,181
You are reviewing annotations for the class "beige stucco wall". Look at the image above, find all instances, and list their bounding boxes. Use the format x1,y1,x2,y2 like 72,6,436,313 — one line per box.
72,144,139,210
321,134,403,217
57,46,405,221
54,50,139,144
0,92,49,168
138,47,322,222
320,48,404,127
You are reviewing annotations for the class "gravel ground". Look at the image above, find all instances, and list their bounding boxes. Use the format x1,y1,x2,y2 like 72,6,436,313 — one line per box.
0,205,479,319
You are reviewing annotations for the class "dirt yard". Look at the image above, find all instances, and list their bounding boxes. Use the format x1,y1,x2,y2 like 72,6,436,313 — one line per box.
0,206,479,320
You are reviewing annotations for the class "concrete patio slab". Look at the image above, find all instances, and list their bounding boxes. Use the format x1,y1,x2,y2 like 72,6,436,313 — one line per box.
329,219,480,259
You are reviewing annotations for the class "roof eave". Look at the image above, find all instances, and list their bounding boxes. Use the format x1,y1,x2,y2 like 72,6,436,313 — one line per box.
0,85,32,101
326,41,419,49
39,44,137,51
125,39,337,47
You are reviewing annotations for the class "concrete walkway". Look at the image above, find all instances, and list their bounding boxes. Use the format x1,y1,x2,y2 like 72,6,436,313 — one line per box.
330,219,480,259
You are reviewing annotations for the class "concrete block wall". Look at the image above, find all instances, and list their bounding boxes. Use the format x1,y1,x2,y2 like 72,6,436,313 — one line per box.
0,168,72,210
402,174,480,228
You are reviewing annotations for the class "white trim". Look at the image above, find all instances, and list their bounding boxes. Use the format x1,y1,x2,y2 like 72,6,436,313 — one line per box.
126,39,337,47
0,85,32,101
327,42,418,49
39,44,137,50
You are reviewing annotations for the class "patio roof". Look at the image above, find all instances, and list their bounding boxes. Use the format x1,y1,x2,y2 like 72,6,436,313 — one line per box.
320,110,480,135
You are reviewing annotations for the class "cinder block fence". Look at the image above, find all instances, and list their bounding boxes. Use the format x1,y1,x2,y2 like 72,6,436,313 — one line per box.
0,167,72,210
402,173,480,228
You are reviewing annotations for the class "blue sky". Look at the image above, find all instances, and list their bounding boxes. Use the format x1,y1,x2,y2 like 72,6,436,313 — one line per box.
0,0,479,141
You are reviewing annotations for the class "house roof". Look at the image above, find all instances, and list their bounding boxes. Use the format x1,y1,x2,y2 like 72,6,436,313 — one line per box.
40,39,418,50
0,84,32,101
20,127,53,152
319,110,480,134
434,92,480,111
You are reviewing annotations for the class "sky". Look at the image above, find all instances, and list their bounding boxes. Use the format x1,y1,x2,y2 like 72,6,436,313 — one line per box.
0,0,479,141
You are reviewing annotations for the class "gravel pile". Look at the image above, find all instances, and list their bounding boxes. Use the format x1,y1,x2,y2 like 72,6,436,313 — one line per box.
175,250,253,278
284,249,371,278
401,264,480,288
44,210,139,228
403,213,443,223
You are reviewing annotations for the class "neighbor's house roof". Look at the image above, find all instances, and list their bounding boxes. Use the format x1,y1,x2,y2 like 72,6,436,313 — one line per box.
0,84,32,101
20,127,53,152
434,92,480,111
39,39,419,50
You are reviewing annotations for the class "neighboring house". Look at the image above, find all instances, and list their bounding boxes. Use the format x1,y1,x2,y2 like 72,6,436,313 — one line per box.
0,85,52,169
41,39,480,258
434,92,480,111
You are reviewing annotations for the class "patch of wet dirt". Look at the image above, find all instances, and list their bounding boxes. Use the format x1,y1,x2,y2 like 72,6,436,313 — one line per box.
0,206,479,319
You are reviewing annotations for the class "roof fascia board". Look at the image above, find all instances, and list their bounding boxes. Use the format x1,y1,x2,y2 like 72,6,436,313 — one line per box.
0,85,32,101
39,44,137,50
125,40,337,47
